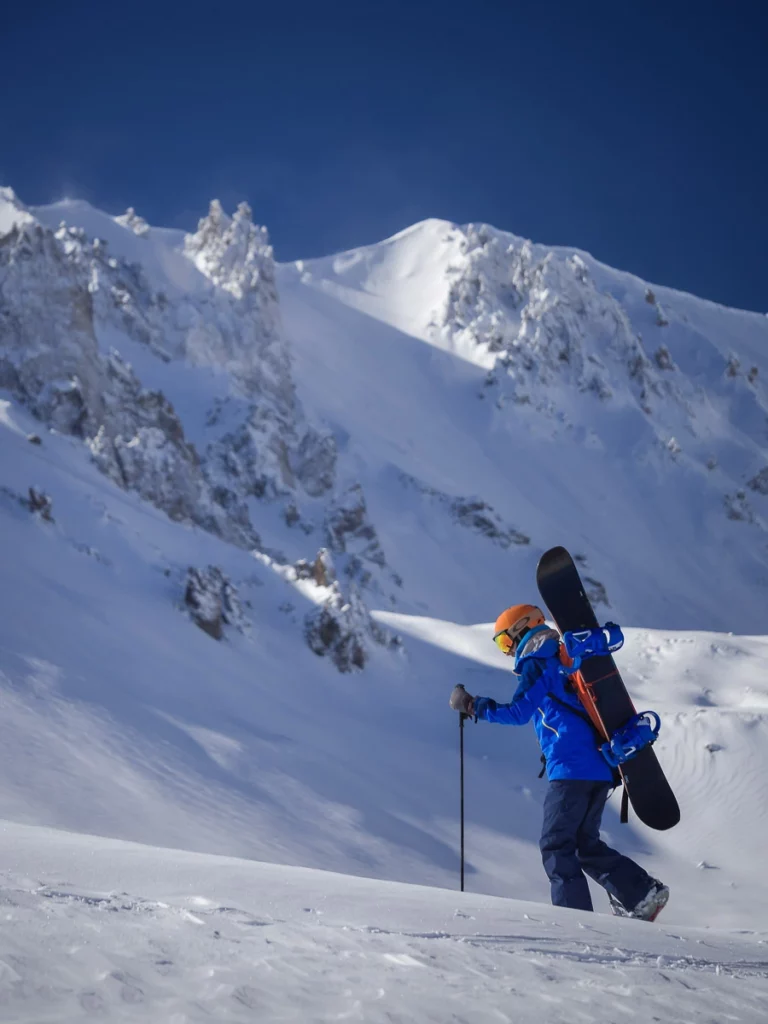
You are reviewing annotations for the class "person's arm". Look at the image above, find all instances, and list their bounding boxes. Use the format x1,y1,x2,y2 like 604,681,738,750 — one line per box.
449,662,548,726
476,671,547,726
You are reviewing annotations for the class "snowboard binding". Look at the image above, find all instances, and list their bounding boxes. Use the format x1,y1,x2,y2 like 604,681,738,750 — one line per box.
601,711,661,768
562,623,624,670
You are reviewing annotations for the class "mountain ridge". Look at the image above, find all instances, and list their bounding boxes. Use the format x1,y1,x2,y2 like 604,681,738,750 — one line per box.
2,183,768,938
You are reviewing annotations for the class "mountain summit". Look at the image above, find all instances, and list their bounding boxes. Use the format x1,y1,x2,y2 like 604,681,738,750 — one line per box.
1,186,768,935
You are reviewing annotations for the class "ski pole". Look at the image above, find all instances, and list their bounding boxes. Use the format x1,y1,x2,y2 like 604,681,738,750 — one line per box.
460,712,466,892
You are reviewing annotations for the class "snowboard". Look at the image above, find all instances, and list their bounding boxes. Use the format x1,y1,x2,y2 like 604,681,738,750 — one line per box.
536,546,680,832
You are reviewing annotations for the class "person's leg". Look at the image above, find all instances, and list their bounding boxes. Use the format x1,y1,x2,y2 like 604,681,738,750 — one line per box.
576,783,656,910
539,780,594,911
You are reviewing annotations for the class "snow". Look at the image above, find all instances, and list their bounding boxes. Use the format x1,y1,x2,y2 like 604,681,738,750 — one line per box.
280,221,768,634
291,219,466,349
32,198,203,295
0,188,34,235
3,187,768,1019
2,397,768,934
3,821,768,1023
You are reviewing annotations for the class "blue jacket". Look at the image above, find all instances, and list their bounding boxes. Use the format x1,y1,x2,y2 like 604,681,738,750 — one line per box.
475,626,614,782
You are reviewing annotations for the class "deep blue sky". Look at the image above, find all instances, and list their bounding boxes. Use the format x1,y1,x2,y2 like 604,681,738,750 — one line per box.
3,1,766,310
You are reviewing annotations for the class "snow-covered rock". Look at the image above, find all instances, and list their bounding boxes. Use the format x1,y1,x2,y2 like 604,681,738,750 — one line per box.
293,547,336,587
27,486,53,522
304,576,398,672
0,222,104,435
114,206,149,237
184,565,247,640
438,225,682,418
0,197,353,564
400,472,530,549
325,483,390,586
1,190,403,669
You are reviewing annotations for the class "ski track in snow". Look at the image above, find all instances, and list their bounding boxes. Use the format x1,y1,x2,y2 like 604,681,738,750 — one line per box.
1,822,768,1023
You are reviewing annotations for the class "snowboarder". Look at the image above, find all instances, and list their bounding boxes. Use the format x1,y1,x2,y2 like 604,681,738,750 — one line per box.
449,603,669,920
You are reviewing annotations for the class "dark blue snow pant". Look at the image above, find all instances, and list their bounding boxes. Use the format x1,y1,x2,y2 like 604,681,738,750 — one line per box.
540,779,653,912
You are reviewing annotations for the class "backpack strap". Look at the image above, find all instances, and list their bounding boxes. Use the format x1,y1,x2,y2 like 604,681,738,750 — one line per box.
547,688,629,818
545,691,602,735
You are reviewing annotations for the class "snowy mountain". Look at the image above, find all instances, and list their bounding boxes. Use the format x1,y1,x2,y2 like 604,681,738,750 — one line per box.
281,217,768,631
2,185,768,1019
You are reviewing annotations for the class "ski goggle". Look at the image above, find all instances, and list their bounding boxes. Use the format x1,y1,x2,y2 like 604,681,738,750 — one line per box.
493,629,520,655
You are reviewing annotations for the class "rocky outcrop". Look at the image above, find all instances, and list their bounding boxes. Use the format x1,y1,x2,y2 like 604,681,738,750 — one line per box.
186,202,339,512
324,484,395,592
724,491,755,523
748,467,768,496
114,207,149,237
0,198,314,549
0,190,397,671
294,430,337,498
184,566,247,640
272,546,400,672
436,225,687,425
27,487,53,522
182,201,288,393
293,548,336,588
583,576,609,608
304,578,399,673
0,215,233,537
450,498,530,548
400,473,529,549
0,221,104,436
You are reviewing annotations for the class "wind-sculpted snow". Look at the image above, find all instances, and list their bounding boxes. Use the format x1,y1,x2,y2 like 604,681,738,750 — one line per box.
2,822,768,1023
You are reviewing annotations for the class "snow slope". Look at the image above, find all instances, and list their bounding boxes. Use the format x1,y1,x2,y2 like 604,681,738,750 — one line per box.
3,188,768,1018
3,820,768,1024
281,219,768,634
2,393,768,933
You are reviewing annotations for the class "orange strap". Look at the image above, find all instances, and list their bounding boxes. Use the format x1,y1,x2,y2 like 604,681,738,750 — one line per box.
558,644,608,739
559,642,629,823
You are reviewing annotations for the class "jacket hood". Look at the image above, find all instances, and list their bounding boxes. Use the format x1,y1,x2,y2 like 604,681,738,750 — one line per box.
514,626,561,674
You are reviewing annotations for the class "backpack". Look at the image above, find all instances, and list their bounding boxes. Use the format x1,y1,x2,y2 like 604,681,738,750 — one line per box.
532,626,661,823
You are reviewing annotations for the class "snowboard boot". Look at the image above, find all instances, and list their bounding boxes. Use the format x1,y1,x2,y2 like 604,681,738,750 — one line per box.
608,880,669,922
630,879,669,921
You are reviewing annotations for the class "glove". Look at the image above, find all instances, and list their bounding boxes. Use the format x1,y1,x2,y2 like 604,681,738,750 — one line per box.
449,684,475,717
473,696,497,720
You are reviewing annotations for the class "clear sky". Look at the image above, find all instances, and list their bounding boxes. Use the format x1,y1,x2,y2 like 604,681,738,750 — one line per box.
3,1,766,310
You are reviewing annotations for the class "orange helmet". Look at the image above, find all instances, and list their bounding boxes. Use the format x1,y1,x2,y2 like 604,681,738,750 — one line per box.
493,603,545,655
